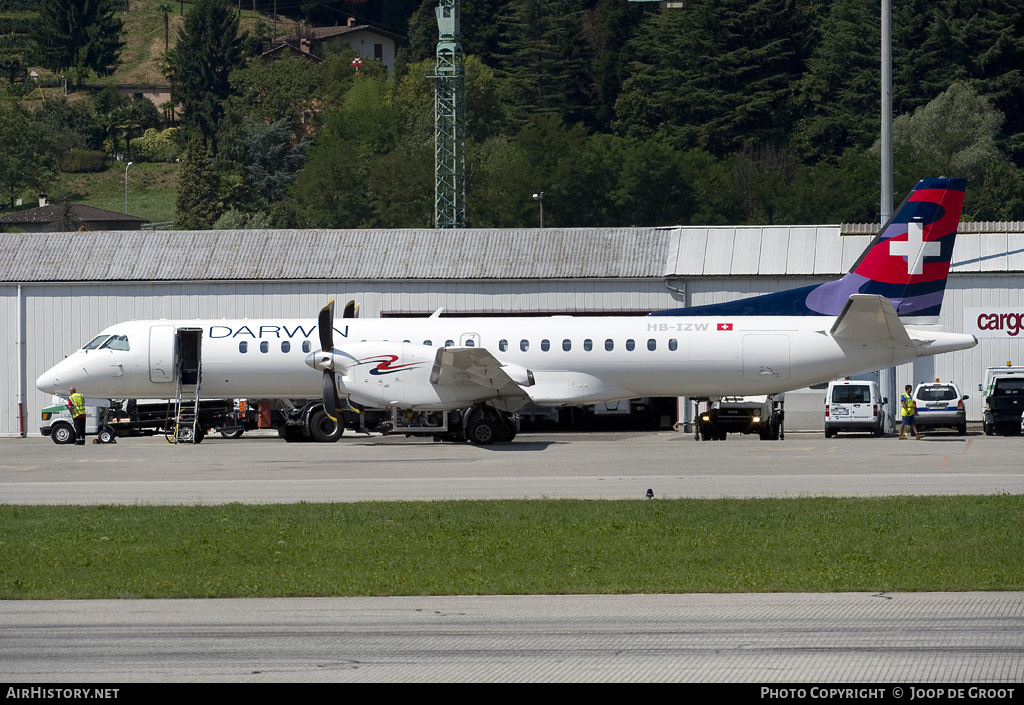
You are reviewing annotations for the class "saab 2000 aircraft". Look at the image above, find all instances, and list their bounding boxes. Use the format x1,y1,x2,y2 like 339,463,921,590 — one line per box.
36,177,976,444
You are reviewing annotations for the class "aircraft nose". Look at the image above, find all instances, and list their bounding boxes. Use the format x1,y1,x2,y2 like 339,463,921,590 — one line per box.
35,368,62,394
35,358,88,394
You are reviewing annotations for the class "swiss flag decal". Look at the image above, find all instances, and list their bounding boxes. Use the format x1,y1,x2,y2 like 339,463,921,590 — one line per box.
717,323,733,331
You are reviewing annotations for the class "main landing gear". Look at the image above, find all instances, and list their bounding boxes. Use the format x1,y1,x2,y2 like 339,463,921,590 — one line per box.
464,406,519,446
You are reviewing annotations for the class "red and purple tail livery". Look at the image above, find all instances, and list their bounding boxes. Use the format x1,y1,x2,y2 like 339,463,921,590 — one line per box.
649,177,967,319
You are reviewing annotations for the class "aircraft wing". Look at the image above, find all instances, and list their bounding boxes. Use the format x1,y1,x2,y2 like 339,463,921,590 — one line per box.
429,347,534,395
829,294,914,348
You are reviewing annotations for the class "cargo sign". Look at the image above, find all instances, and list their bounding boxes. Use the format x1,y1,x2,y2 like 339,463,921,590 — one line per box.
964,308,1024,339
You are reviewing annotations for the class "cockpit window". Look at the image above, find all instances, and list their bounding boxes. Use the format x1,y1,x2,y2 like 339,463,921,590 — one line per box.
98,335,130,351
83,335,110,350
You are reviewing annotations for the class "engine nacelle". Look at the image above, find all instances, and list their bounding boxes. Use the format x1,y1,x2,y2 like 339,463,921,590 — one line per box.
334,342,491,409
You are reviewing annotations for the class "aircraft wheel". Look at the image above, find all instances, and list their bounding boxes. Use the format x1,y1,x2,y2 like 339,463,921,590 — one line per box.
220,428,244,439
495,420,516,443
309,409,344,443
51,423,75,445
98,426,117,444
467,417,498,445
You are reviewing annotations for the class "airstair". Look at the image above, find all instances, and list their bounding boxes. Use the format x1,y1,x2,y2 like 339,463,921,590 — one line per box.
170,329,203,444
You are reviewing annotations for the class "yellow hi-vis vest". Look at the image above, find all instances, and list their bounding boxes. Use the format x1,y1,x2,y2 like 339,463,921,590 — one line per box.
69,393,86,418
900,393,917,417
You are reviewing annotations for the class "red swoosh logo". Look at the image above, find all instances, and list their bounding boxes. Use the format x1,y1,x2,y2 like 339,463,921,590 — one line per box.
362,355,424,376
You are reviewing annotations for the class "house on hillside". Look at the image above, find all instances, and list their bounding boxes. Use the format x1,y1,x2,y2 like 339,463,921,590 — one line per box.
0,203,148,233
264,18,404,78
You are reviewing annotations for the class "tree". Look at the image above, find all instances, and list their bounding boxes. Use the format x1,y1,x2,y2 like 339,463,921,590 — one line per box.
0,104,54,207
158,2,173,54
613,0,815,157
229,55,327,131
31,0,124,84
792,0,881,161
889,82,1003,189
167,0,247,152
495,0,595,126
175,138,219,229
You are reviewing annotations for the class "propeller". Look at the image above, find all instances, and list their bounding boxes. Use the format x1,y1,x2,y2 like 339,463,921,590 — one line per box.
318,299,342,420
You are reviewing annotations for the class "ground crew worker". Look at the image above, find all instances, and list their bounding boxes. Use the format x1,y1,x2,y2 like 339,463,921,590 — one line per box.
67,387,86,446
899,384,922,440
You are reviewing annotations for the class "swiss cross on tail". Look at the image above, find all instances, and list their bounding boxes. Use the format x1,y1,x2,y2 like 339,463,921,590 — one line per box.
889,220,941,276
843,178,966,319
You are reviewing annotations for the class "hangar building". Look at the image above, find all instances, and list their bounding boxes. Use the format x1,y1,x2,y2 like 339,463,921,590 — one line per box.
2,224,1022,437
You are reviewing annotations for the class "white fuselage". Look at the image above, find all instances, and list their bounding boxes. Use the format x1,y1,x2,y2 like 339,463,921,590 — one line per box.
35,315,975,408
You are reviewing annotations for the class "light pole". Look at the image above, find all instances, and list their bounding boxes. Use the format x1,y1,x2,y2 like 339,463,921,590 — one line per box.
124,162,133,215
532,192,544,228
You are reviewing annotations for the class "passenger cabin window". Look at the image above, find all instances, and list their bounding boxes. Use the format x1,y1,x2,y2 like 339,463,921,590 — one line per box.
584,339,593,351
647,338,656,351
520,339,530,352
445,339,454,347
605,339,614,351
302,340,311,353
239,341,248,353
499,339,508,352
541,339,550,352
281,341,291,353
669,338,678,351
562,339,571,352
260,341,269,353
423,340,432,346
626,339,635,351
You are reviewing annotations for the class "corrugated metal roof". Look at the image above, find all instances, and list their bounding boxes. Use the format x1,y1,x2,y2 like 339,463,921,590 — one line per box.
662,224,1024,277
0,228,670,282
4,223,1023,284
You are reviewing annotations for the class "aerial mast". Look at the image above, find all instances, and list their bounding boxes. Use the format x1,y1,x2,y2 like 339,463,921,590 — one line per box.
432,0,466,228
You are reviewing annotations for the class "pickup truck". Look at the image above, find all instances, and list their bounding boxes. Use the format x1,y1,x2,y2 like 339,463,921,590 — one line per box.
984,376,1024,436
697,395,784,441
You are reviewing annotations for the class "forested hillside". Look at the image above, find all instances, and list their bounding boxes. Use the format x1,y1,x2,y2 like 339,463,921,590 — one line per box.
4,0,1024,229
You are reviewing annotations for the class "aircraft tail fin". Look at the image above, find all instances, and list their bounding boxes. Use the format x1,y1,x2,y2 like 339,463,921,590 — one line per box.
649,177,967,321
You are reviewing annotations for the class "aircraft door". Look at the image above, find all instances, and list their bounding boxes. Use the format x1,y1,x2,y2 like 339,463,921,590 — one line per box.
742,334,790,382
149,325,177,383
177,328,203,387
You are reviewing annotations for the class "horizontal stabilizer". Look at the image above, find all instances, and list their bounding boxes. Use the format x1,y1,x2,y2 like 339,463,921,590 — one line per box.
830,294,914,348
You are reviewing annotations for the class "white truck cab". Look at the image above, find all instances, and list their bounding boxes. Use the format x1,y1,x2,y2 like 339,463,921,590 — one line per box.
40,396,114,444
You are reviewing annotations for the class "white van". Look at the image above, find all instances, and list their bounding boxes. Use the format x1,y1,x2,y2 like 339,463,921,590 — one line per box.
824,380,886,438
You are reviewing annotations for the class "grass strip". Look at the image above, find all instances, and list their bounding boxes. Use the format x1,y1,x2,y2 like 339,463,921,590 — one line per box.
1,496,1021,599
